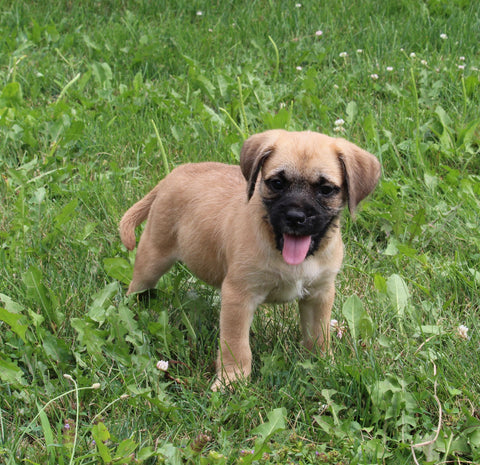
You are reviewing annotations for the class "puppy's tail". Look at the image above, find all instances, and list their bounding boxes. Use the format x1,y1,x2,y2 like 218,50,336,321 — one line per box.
119,185,160,250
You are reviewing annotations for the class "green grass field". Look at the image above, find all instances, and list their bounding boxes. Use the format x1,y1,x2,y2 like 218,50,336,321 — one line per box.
1,0,479,463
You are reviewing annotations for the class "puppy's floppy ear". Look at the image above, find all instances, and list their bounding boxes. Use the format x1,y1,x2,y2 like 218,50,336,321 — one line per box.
240,130,283,200
335,138,381,215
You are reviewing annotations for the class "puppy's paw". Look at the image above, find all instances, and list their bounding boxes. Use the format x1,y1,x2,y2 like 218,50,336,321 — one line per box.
302,334,332,353
210,369,249,392
210,377,227,392
127,288,160,303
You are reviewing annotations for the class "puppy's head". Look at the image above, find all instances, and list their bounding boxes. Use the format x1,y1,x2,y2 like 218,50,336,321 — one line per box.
240,130,381,265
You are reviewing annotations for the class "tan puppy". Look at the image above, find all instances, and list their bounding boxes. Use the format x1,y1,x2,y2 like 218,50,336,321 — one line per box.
120,130,381,390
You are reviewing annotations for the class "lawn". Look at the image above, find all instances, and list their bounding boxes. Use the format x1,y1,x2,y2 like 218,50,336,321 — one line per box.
1,0,479,463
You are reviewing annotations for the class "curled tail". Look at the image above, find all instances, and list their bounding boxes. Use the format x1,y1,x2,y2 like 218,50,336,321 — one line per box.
119,185,160,250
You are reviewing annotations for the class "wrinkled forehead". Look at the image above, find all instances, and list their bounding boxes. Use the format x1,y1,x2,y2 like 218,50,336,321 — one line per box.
263,132,344,184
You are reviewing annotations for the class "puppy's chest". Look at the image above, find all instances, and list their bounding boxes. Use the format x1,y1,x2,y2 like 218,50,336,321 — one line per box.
267,278,311,302
261,262,334,303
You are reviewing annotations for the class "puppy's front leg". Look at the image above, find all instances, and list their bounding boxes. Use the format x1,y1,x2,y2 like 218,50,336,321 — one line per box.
299,283,335,353
212,277,258,391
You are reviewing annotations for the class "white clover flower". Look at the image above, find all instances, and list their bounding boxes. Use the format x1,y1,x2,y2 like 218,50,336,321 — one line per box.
421,60,428,66
457,325,469,340
459,56,465,61
315,30,323,36
458,65,466,70
318,403,328,414
156,360,169,371
296,66,303,71
196,11,203,16
370,73,379,80
356,49,363,54
440,33,448,40
334,118,345,126
410,52,416,58
333,84,339,89
295,3,302,7
339,52,348,58
330,319,346,338
386,66,393,72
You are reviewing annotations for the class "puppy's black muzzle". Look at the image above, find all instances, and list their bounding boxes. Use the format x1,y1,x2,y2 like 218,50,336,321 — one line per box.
281,199,320,234
264,196,339,257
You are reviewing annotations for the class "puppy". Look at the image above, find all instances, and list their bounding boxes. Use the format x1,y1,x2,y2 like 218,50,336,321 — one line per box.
119,130,381,390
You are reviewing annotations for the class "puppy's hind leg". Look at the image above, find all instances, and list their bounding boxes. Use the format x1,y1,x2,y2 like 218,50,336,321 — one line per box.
127,233,176,295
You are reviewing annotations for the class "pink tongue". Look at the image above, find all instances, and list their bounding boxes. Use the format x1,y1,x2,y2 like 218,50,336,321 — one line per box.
282,234,312,265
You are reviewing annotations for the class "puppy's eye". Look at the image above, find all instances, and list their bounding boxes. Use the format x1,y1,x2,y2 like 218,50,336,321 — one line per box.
317,184,338,197
267,178,286,192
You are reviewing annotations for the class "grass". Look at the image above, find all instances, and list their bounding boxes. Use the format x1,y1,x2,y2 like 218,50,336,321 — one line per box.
0,0,479,463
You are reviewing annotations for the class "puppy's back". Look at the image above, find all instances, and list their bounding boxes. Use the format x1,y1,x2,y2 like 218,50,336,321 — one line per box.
121,162,248,287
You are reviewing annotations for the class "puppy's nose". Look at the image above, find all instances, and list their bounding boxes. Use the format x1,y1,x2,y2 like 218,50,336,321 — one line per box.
286,209,307,226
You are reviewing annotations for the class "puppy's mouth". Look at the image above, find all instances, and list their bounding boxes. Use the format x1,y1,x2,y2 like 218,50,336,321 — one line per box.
262,195,340,266
282,234,312,266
